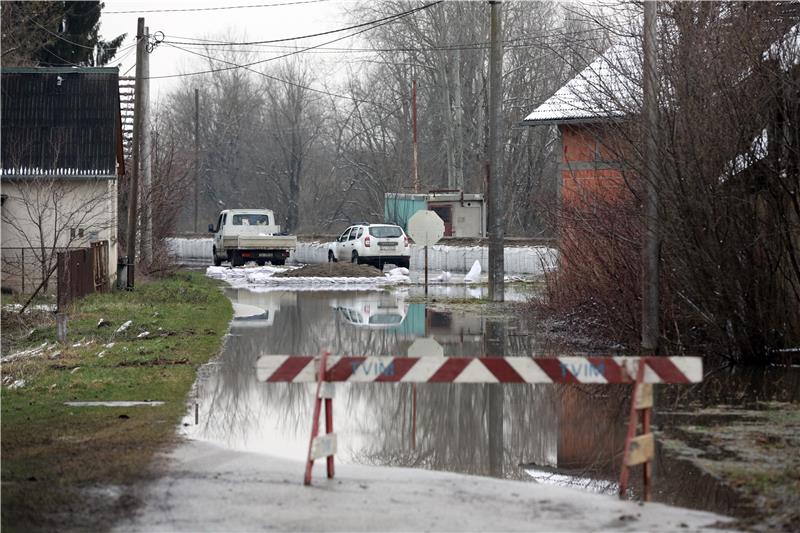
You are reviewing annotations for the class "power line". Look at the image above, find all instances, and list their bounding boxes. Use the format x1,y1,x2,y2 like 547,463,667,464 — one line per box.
149,1,441,80
162,26,605,53
163,1,442,47
104,0,328,14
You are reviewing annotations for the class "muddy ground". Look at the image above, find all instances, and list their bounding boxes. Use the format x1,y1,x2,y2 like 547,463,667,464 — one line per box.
660,402,800,531
273,263,385,278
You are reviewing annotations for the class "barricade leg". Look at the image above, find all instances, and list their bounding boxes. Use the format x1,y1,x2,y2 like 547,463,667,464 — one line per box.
304,352,336,486
619,360,655,501
325,397,334,479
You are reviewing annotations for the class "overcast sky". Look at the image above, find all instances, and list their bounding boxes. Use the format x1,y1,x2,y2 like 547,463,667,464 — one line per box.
99,0,358,100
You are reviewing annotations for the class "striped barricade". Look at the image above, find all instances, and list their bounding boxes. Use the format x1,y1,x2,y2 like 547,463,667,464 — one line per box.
257,354,703,497
256,355,702,384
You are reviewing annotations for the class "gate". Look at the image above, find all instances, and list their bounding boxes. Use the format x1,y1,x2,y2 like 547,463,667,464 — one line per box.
57,240,110,311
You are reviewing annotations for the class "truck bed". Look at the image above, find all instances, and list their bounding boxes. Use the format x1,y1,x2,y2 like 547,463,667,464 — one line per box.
222,235,297,250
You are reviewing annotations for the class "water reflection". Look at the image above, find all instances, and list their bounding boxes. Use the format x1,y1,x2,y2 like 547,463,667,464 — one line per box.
184,285,800,519
186,287,559,480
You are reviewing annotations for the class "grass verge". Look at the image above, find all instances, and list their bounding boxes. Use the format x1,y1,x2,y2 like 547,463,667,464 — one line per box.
1,271,232,532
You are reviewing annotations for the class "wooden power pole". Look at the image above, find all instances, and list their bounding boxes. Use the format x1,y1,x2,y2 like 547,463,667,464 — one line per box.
642,1,660,353
194,88,200,233
126,17,146,289
488,0,504,302
140,26,152,265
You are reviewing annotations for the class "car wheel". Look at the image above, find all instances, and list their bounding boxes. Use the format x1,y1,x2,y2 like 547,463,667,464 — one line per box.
351,251,359,264
213,247,222,267
231,252,244,267
256,259,266,266
328,251,337,263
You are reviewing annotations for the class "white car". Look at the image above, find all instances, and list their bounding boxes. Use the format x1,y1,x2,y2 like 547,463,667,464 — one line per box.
327,223,410,269
330,293,407,329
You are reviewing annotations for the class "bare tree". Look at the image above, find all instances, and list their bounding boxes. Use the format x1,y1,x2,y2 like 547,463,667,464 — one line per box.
1,174,114,298
535,1,800,364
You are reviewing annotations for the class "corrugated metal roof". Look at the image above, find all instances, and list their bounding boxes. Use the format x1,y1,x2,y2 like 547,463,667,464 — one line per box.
523,44,641,126
1,67,122,178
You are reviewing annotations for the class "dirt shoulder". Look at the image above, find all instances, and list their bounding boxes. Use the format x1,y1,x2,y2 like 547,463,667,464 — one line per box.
273,263,384,278
1,272,232,533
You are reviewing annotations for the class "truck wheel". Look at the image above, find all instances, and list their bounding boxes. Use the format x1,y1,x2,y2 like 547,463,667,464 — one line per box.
328,251,337,263
231,252,244,267
213,247,222,267
272,259,286,266
351,251,359,264
399,257,410,269
256,259,266,266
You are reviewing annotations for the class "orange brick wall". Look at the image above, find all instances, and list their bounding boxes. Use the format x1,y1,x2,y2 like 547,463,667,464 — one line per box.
559,125,630,206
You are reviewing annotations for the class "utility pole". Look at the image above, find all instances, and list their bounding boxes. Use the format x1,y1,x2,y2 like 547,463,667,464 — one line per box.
140,26,152,265
642,1,660,354
126,17,145,289
194,88,200,233
412,77,420,193
487,0,504,302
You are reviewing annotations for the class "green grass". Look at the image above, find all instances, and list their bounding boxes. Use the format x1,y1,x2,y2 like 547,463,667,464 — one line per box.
1,271,232,532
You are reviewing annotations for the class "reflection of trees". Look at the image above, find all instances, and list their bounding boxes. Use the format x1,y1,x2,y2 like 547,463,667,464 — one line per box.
349,383,558,481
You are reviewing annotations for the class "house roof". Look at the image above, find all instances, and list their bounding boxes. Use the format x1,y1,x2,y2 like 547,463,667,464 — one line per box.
1,67,123,179
523,43,641,126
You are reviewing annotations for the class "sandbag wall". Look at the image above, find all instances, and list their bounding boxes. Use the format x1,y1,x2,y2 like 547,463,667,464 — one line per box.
165,238,558,276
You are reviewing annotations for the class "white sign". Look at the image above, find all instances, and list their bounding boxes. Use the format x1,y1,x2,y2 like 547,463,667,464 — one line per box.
407,337,444,358
407,210,445,247
310,433,337,460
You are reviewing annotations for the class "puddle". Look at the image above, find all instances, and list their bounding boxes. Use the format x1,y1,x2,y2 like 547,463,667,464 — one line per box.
184,284,800,520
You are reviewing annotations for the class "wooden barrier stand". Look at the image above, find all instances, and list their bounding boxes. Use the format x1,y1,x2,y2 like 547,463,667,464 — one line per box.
257,354,703,494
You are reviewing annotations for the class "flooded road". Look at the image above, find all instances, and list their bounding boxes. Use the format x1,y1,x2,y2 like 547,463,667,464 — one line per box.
182,284,800,518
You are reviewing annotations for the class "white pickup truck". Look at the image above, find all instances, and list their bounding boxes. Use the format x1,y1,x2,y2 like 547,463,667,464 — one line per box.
208,209,297,267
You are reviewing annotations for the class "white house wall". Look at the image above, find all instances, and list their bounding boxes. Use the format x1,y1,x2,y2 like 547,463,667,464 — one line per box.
0,178,118,292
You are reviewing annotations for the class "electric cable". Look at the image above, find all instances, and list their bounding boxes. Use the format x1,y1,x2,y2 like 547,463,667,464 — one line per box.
104,0,328,14
162,1,442,47
147,1,441,79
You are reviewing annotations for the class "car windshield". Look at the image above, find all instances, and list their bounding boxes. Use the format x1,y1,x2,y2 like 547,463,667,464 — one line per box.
232,214,269,226
369,226,402,238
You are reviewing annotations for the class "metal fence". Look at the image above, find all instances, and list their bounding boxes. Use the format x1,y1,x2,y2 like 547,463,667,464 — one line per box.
56,241,110,311
1,246,79,294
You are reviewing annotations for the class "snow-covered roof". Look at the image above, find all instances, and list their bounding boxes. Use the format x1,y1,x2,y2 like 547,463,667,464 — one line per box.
523,43,641,126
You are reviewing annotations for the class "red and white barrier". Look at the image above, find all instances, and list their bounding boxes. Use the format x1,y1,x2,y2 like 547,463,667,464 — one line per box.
259,353,703,494
256,355,702,384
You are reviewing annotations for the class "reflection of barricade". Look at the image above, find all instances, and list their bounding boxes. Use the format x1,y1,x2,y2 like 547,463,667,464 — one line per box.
257,354,702,498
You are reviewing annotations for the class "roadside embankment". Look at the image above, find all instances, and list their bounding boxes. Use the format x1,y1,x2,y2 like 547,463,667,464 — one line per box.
0,272,232,532
165,237,558,276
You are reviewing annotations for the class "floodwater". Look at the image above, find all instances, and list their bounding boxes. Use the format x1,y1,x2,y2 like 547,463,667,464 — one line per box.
183,283,800,518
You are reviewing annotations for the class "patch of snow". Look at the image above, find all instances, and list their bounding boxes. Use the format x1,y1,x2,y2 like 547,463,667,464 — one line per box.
136,331,150,339
115,320,132,334
433,271,452,283
1,342,49,363
464,260,482,283
115,439,735,532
